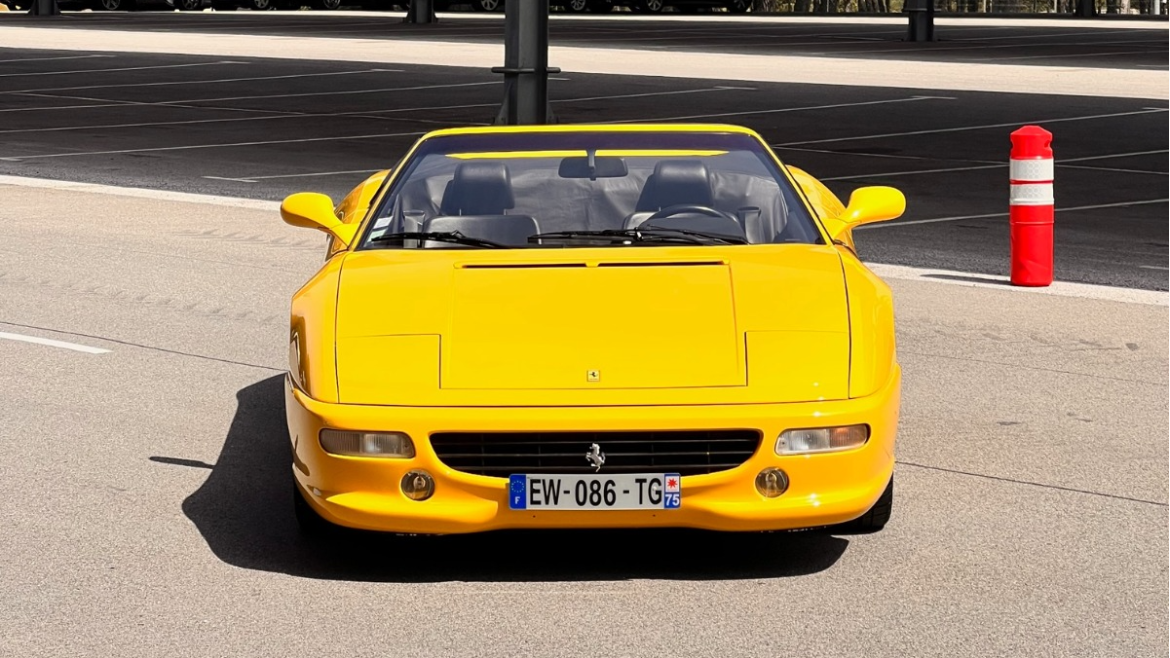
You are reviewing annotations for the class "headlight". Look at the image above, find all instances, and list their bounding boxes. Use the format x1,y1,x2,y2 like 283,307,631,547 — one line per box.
775,425,869,455
319,430,415,458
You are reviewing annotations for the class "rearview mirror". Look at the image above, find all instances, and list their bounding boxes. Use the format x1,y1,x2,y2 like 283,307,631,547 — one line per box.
281,192,360,247
558,155,628,179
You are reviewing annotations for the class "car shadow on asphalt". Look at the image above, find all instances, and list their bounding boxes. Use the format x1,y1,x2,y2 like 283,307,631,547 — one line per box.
178,375,849,583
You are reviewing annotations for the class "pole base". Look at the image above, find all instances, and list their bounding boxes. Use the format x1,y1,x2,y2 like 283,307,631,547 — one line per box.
403,0,436,23
27,0,61,15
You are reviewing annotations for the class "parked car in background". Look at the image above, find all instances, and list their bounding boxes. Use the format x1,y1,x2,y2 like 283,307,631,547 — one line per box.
41,0,206,10
436,0,753,11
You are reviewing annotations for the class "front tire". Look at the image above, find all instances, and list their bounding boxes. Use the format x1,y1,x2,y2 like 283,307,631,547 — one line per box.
471,0,502,10
175,0,202,9
726,0,753,11
314,0,342,8
832,476,893,533
97,0,135,10
634,0,666,12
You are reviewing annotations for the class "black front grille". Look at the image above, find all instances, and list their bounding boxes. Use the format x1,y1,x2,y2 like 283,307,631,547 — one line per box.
429,430,762,477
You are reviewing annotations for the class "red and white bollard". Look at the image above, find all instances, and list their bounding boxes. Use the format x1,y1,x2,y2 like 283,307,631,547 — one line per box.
1009,126,1055,287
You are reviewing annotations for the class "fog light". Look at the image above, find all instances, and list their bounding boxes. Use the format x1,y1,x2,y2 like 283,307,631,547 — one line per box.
776,425,869,455
320,430,415,458
755,468,789,498
401,470,435,501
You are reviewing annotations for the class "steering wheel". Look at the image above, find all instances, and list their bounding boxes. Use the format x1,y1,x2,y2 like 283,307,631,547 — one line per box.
644,204,736,223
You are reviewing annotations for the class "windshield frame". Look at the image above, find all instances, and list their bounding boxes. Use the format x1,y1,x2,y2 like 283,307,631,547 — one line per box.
353,127,830,251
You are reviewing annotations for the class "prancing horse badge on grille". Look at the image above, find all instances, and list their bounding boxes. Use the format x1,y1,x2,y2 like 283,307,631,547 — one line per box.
586,369,600,383
585,443,606,472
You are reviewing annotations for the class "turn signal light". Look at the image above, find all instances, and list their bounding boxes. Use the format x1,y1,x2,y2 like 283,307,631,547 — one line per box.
776,425,869,455
319,430,415,458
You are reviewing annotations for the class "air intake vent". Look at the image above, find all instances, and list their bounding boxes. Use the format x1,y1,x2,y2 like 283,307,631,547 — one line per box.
430,430,761,477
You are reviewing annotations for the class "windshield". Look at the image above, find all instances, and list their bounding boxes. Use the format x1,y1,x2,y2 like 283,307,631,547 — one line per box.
360,131,823,249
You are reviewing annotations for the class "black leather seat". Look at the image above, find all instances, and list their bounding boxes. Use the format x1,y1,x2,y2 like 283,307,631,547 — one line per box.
623,160,716,230
440,161,516,216
425,161,538,246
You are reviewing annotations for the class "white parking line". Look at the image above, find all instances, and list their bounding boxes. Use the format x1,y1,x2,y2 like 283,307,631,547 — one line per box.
822,163,1003,182
0,68,404,96
859,198,1169,230
153,79,500,106
822,159,1168,182
1061,164,1167,176
865,263,1168,307
776,145,998,165
611,95,951,124
0,86,742,138
776,108,1170,147
204,169,376,183
0,130,427,161
1062,149,1168,163
0,60,245,78
0,54,112,65
0,331,110,354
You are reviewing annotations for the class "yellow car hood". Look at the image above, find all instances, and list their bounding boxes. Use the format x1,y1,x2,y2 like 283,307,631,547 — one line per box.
334,245,849,407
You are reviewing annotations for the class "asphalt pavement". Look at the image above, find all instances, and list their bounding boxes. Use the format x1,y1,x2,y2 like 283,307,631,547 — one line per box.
0,45,1166,289
0,183,1165,658
0,14,1167,658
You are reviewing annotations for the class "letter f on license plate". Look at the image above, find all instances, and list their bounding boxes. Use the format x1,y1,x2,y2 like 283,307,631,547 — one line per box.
508,473,681,511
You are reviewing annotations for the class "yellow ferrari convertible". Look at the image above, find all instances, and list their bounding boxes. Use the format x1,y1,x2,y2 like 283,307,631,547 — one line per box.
281,124,904,537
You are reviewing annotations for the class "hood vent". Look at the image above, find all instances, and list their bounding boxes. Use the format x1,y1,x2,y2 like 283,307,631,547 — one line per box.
459,260,724,270
597,260,724,268
461,263,587,269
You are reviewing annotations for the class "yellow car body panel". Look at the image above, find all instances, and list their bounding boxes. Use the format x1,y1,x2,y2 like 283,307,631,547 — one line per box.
284,123,902,535
286,367,898,533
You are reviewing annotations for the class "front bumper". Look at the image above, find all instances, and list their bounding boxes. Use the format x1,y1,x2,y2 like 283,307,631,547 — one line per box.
286,367,900,534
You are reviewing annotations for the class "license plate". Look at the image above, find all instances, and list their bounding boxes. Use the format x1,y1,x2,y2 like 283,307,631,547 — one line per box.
508,473,681,510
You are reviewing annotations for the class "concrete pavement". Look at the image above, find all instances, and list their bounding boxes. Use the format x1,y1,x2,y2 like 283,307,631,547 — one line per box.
0,183,1165,658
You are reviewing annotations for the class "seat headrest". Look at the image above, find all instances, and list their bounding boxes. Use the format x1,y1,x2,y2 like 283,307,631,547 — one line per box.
440,161,515,216
636,160,714,211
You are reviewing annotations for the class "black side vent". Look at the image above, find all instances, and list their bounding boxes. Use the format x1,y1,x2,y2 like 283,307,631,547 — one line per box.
461,263,588,269
596,261,725,268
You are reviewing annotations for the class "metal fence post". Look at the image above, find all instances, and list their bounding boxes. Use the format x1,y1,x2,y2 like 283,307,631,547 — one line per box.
493,0,559,125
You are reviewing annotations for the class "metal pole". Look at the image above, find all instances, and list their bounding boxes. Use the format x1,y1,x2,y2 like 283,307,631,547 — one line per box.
493,0,558,125
905,0,934,42
404,0,436,24
27,0,60,16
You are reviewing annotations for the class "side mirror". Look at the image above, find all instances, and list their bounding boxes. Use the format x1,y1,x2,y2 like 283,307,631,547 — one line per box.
822,186,905,246
839,186,906,227
280,192,360,247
